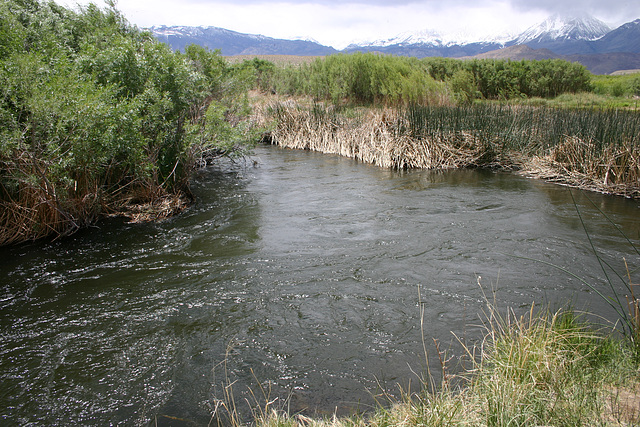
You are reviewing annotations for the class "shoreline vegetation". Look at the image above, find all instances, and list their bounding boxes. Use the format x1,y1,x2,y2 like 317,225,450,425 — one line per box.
215,305,640,427
3,3,640,246
0,0,259,246
247,52,639,201
252,95,640,199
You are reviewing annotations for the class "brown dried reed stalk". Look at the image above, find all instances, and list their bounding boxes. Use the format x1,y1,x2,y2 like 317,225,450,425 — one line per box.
0,187,70,246
257,102,492,171
254,96,640,199
526,137,640,198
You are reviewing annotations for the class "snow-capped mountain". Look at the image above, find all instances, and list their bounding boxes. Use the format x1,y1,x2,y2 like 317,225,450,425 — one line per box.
353,28,515,49
514,13,611,45
355,29,466,48
346,13,614,56
346,14,611,57
343,29,507,58
152,25,260,40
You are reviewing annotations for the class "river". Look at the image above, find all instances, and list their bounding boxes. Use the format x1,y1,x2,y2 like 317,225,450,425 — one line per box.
1,145,639,425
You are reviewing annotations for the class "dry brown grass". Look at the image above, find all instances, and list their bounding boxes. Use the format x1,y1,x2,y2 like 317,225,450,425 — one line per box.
0,197,69,246
0,154,93,245
252,94,640,199
107,191,191,223
0,170,190,246
522,138,640,198
253,101,493,171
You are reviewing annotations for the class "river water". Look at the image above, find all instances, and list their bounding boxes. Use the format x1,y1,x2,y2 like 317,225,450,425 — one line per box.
1,145,639,425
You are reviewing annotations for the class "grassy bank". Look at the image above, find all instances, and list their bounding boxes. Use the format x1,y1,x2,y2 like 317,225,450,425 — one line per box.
253,95,640,199
205,304,640,427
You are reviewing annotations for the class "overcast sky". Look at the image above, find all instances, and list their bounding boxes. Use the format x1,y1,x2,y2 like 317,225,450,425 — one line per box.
58,0,640,49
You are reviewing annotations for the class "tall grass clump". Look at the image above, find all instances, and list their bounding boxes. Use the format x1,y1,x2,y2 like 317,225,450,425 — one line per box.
464,305,639,426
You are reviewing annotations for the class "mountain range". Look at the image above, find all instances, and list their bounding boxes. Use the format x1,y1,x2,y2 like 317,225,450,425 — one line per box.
151,26,338,56
150,14,640,75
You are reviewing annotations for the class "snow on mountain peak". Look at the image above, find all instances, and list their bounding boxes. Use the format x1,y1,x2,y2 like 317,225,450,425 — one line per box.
351,27,514,49
515,13,611,44
347,12,614,50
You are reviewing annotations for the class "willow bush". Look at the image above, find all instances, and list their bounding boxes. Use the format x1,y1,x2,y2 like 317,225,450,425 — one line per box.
592,73,640,98
265,53,448,105
261,53,592,105
0,0,257,245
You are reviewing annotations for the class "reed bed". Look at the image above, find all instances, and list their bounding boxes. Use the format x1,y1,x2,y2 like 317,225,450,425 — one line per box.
0,154,89,245
0,196,69,246
0,157,189,246
257,103,497,171
254,97,640,198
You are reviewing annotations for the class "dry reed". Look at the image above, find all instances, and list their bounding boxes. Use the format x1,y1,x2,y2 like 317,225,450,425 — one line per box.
524,139,640,198
0,163,189,246
253,96,640,199
256,102,493,171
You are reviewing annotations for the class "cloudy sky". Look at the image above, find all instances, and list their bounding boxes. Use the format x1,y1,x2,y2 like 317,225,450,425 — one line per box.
58,0,640,49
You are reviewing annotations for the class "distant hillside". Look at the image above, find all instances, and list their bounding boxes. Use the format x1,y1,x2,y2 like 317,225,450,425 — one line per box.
151,25,337,56
611,69,640,75
223,55,321,66
564,52,640,75
466,45,560,61
343,41,503,58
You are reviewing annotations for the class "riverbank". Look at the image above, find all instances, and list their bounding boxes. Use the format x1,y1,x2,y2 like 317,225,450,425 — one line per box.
0,187,192,246
214,306,640,426
240,94,640,426
251,93,640,199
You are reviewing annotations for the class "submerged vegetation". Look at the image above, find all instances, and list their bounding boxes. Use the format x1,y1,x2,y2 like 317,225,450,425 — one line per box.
0,0,257,245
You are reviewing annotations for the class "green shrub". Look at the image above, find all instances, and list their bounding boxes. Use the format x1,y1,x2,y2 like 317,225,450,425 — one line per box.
265,54,592,105
0,0,257,244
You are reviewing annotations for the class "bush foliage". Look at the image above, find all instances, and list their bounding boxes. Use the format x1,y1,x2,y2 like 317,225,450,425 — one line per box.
259,53,592,105
0,0,257,244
